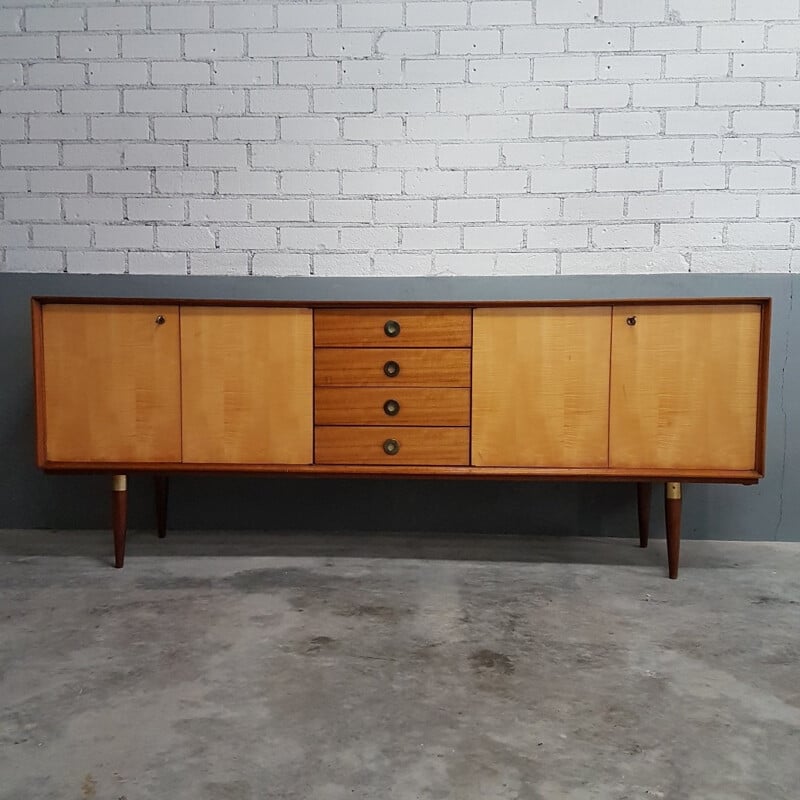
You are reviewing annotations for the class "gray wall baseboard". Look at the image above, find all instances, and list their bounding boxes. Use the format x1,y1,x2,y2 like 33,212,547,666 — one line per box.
2,273,796,541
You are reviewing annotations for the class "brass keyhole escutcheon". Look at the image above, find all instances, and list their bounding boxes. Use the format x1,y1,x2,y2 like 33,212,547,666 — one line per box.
383,360,400,378
384,320,400,338
383,438,400,456
626,316,637,326
383,399,400,417
155,315,166,325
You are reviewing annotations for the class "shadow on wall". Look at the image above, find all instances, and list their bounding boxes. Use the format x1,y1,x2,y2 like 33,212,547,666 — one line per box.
18,471,753,544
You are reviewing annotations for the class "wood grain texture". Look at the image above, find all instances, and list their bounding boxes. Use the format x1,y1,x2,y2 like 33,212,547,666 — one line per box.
754,301,772,476
34,297,770,488
33,296,768,310
112,480,127,569
610,304,762,470
181,307,313,464
471,306,612,468
315,426,469,466
315,387,470,427
41,304,182,463
38,461,762,482
31,300,47,467
314,308,472,348
665,484,682,580
314,348,471,387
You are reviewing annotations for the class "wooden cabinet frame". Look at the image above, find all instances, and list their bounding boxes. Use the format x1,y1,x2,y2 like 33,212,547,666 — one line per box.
31,296,772,579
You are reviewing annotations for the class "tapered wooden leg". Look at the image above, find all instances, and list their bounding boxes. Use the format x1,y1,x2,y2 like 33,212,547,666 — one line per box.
112,474,127,569
637,482,652,548
665,482,682,580
155,475,169,539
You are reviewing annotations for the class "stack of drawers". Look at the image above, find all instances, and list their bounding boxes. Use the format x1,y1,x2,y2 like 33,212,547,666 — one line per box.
313,308,472,466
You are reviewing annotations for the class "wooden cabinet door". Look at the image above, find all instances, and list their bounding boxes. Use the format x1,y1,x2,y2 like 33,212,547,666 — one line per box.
472,307,612,468
181,307,313,464
41,304,181,463
609,304,763,471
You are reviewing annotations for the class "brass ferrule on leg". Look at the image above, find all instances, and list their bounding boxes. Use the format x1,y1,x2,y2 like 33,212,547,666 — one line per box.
112,474,127,492
665,481,681,500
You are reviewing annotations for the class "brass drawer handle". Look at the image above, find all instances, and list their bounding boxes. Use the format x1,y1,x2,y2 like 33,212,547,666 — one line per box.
383,399,400,417
383,360,400,378
383,438,399,456
626,316,637,326
384,320,400,338
155,315,166,325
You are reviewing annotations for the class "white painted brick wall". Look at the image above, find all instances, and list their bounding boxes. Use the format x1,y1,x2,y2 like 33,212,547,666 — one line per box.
0,1,798,276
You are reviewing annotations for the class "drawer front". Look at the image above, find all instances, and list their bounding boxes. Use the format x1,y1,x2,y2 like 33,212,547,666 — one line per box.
315,387,470,426
315,308,472,348
315,426,469,465
315,348,471,387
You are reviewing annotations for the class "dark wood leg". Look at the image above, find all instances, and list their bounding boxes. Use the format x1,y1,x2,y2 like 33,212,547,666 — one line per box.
155,475,169,539
637,482,652,548
665,482,682,580
112,474,127,569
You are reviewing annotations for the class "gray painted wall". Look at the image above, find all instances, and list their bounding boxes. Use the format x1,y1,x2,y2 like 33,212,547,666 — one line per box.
1,273,796,541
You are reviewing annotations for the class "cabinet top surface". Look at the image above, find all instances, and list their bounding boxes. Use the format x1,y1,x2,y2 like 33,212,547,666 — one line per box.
32,296,771,309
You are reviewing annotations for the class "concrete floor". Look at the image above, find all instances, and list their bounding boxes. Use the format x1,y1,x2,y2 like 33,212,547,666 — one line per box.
0,530,798,800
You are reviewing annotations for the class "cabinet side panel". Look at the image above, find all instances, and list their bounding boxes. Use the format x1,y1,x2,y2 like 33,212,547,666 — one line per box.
471,307,612,468
181,307,313,465
41,304,182,463
755,301,771,476
609,304,762,470
31,300,47,467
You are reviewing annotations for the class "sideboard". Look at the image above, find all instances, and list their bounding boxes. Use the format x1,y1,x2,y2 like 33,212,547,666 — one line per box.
31,297,771,578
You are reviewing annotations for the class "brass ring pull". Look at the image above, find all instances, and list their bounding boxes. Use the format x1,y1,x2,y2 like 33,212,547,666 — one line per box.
626,316,637,326
155,315,166,325
383,399,400,417
383,438,400,456
384,320,401,338
383,360,400,378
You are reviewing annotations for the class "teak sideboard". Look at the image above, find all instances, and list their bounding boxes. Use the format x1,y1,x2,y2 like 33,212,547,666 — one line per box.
31,297,771,579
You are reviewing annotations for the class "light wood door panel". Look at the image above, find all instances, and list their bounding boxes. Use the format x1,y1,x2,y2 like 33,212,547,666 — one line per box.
315,426,469,466
41,304,181,463
315,388,470,427
181,307,313,464
472,307,612,468
314,348,471,388
609,304,762,470
314,308,472,348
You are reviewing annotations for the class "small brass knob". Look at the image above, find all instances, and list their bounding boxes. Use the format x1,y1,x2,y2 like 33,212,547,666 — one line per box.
383,360,400,378
155,315,166,325
383,438,399,456
383,399,400,417
626,316,636,326
384,320,400,338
